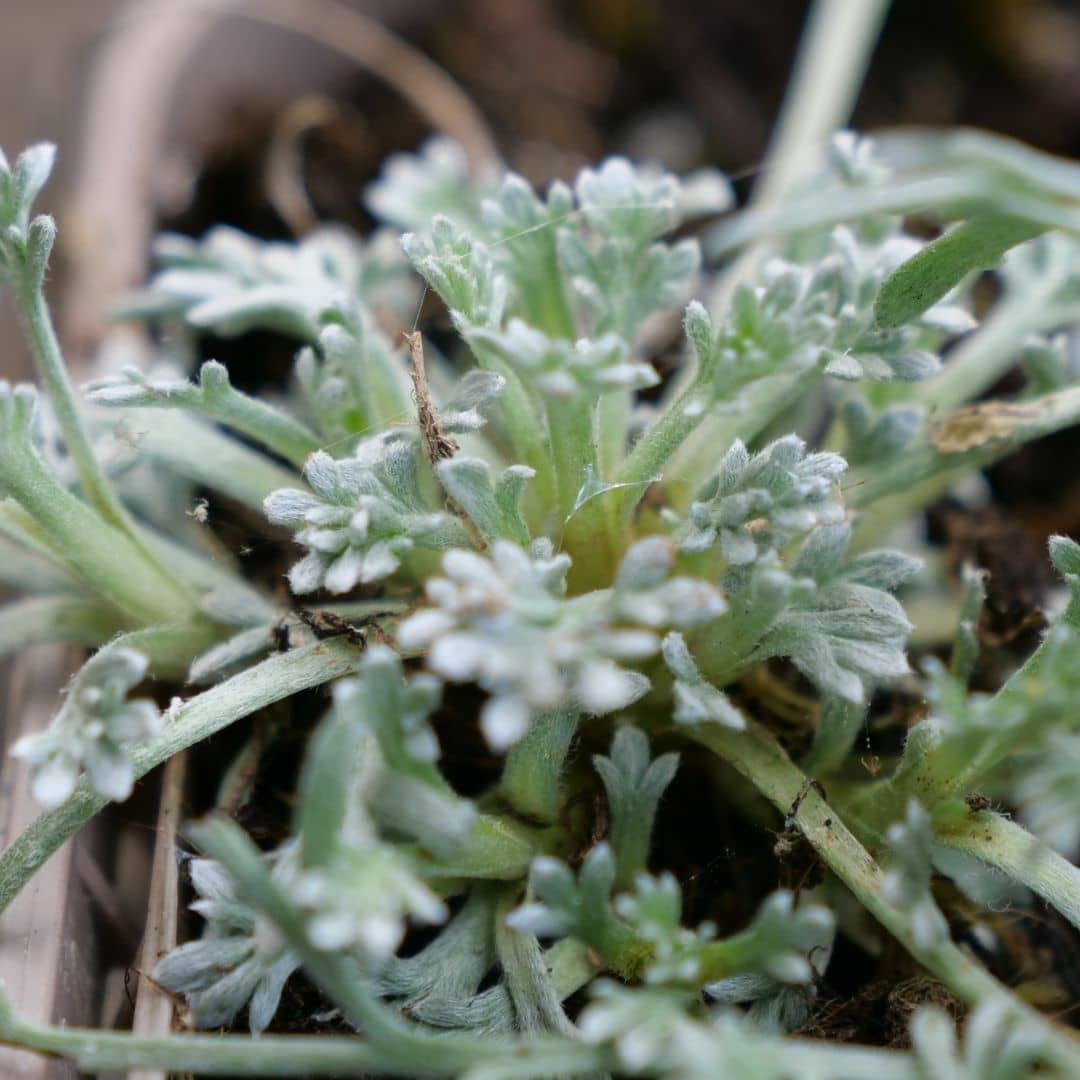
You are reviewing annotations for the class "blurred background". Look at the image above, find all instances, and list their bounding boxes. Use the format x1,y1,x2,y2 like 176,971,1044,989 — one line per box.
1,0,1078,381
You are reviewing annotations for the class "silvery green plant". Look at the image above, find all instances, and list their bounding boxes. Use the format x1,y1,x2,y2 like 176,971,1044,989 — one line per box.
1,45,1080,1079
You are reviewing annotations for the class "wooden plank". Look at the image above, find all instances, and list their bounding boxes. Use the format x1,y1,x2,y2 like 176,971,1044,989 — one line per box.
128,752,186,1080
0,645,96,1080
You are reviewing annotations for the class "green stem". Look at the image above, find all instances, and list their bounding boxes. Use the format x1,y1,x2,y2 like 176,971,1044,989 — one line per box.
710,0,891,305
547,394,597,523
849,383,1080,549
914,282,1068,415
110,621,224,680
122,360,323,467
133,410,302,513
937,811,1080,932
2,445,198,624
501,707,580,824
190,816,600,1077
851,613,1079,834
0,594,126,657
12,281,127,529
683,721,1080,1071
470,344,557,523
495,889,576,1035
670,368,817,510
0,639,361,913
612,376,711,518
0,1000,380,1076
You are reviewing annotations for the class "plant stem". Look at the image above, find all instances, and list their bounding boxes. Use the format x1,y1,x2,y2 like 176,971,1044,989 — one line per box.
546,394,597,524
133,409,302,513
501,706,580,824
189,363,323,466
849,383,1080,549
710,0,890,307
937,811,1080,932
190,815,600,1077
2,444,198,624
12,280,128,529
469,343,558,524
682,721,1080,1071
110,622,224,680
494,889,576,1035
669,368,816,509
912,277,1069,415
612,376,711,518
0,639,361,914
0,594,126,658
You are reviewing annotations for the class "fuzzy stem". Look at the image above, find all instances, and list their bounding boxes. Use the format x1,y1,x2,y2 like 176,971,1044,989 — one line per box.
937,811,1080,932
849,383,1080,550
612,376,711,518
669,368,817,510
710,0,890,309
109,622,224,680
494,889,576,1035
2,444,198,624
469,343,558,523
189,815,600,1076
12,278,127,529
912,273,1068,415
683,721,1080,1071
546,394,597,524
851,612,1080,834
0,594,126,657
96,362,323,467
132,409,302,513
501,707,580,824
0,639,361,914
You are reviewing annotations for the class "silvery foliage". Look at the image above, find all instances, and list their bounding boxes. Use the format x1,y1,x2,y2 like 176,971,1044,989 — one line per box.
681,435,846,565
122,224,411,342
364,135,479,233
839,395,925,466
593,726,679,888
703,225,970,392
881,800,949,950
579,983,774,1077
468,320,659,399
915,621,1080,777
397,537,725,750
506,843,624,947
748,523,918,703
288,655,451,957
125,221,418,441
154,854,300,1035
336,643,443,775
553,157,722,341
11,647,160,807
662,632,746,729
613,876,833,988
264,432,471,594
0,143,56,290
399,154,729,398
373,890,513,1034
1012,730,1080,859
510,843,830,990
0,380,43,473
911,1001,1047,1080
290,842,448,957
